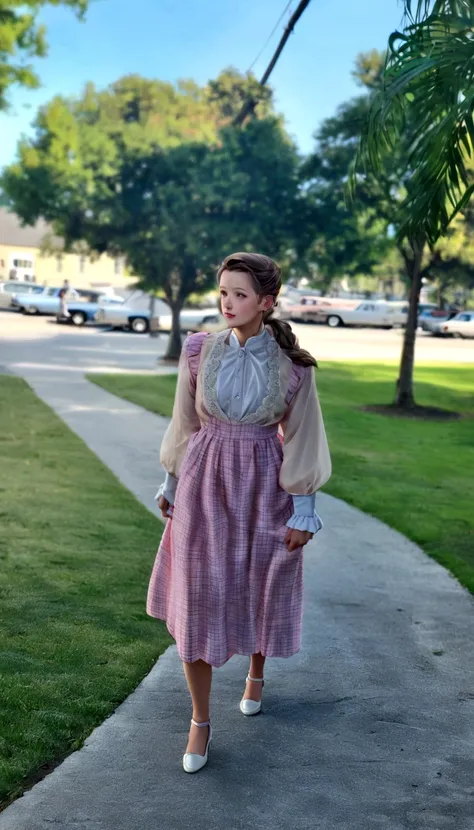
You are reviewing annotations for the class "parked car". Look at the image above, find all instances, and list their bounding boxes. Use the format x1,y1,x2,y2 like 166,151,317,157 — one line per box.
419,308,459,333
280,296,360,324
431,311,474,338
57,291,125,326
95,303,221,334
0,280,43,309
321,301,408,328
418,303,438,316
12,287,124,324
11,286,80,314
156,307,221,332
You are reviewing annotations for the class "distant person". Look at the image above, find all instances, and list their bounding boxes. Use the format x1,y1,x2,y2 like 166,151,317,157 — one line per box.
58,279,71,320
147,252,332,774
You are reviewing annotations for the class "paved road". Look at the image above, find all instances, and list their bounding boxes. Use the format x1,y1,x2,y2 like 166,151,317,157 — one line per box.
1,311,474,830
1,310,473,369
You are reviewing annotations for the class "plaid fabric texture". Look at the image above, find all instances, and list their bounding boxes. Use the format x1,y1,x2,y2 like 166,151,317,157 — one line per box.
146,417,305,667
146,332,309,668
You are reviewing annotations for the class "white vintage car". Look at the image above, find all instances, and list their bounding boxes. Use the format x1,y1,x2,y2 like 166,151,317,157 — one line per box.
0,280,43,308
431,311,474,338
322,301,408,329
95,302,221,334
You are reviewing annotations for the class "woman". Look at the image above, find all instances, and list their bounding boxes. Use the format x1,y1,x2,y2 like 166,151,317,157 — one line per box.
147,252,331,773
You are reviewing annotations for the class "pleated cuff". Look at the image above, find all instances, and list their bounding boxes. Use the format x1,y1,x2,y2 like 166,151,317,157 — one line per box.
286,512,324,534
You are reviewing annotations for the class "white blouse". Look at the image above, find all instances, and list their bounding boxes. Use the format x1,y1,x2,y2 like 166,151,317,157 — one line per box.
157,327,331,533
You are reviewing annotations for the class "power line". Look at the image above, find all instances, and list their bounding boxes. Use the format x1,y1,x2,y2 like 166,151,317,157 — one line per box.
235,0,313,126
247,1,294,74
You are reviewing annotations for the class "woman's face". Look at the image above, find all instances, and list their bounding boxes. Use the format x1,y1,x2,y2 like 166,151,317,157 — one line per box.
219,269,272,328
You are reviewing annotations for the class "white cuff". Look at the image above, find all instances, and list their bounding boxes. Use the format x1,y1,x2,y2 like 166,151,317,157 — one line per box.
287,493,323,534
155,471,178,505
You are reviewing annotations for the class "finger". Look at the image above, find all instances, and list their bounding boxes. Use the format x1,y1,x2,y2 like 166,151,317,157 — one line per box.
288,534,300,552
284,528,292,545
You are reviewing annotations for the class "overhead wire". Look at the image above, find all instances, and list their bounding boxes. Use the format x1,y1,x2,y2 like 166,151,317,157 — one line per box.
247,1,294,74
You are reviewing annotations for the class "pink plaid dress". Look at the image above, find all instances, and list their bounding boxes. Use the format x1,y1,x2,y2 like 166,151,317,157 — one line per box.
146,329,331,667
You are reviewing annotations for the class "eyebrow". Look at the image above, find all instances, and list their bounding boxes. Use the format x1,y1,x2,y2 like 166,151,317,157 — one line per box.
220,286,249,292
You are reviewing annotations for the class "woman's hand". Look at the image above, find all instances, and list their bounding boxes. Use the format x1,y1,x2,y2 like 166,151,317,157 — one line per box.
158,495,172,519
284,528,313,552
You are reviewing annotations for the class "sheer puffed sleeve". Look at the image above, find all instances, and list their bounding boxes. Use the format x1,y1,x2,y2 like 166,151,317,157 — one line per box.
279,366,331,533
155,334,203,506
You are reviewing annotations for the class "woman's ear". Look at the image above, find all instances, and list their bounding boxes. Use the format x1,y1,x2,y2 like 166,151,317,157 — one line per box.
262,295,274,311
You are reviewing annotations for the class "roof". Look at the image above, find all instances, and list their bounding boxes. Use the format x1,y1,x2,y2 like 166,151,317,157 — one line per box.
0,207,58,248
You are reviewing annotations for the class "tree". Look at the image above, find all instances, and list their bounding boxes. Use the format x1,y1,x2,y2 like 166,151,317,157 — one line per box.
0,1,89,110
2,71,304,358
362,0,474,244
309,50,473,408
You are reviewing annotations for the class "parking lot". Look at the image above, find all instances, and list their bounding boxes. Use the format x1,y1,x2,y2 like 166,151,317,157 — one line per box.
0,310,472,379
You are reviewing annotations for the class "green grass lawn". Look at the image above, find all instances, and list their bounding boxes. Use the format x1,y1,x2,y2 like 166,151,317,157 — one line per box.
0,377,171,807
89,363,474,593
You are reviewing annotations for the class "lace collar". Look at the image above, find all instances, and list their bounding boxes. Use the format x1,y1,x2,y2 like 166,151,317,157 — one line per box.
202,328,280,424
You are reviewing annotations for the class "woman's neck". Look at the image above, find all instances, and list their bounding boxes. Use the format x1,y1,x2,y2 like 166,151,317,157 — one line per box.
232,317,264,346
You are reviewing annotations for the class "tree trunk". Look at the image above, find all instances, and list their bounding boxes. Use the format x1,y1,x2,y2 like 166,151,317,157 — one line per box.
148,293,159,338
164,302,182,361
395,239,424,409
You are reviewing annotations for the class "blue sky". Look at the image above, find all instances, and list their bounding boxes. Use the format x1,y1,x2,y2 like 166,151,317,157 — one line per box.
0,0,404,170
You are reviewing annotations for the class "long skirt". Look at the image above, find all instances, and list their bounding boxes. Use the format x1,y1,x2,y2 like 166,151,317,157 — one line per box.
146,417,304,668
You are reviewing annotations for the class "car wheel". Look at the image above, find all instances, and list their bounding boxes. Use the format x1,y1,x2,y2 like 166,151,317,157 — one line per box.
327,315,342,328
25,306,38,315
130,317,149,334
71,311,87,326
382,325,393,330
453,332,462,338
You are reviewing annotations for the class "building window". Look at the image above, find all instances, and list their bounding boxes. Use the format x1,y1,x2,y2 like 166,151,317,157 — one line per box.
13,258,33,268
78,255,86,274
56,254,63,273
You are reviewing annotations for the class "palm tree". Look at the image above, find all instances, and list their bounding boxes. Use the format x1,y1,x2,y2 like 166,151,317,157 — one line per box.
362,0,474,245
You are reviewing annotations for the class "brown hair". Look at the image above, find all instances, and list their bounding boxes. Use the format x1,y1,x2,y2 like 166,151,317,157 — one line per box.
217,252,317,368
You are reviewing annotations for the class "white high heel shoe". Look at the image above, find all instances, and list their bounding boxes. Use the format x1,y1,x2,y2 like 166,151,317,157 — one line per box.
240,675,264,716
182,719,212,774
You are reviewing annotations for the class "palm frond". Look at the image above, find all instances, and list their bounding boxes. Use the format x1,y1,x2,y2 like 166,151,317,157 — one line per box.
405,1,473,23
359,8,474,243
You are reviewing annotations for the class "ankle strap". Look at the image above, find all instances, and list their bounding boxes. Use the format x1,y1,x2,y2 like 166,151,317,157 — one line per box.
191,718,210,728
246,675,265,684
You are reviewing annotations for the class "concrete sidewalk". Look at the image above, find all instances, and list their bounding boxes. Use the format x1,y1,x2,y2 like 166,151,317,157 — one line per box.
2,367,474,829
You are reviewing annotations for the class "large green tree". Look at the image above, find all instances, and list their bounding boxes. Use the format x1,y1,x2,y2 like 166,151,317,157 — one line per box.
2,71,303,358
362,0,474,244
310,51,473,408
0,1,89,110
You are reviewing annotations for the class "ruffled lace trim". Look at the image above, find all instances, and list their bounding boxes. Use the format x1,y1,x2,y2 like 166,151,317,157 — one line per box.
286,512,324,534
244,333,280,425
202,329,281,424
202,330,229,420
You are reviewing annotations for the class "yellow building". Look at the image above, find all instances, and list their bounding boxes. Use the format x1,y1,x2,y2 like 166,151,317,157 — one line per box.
0,208,136,290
